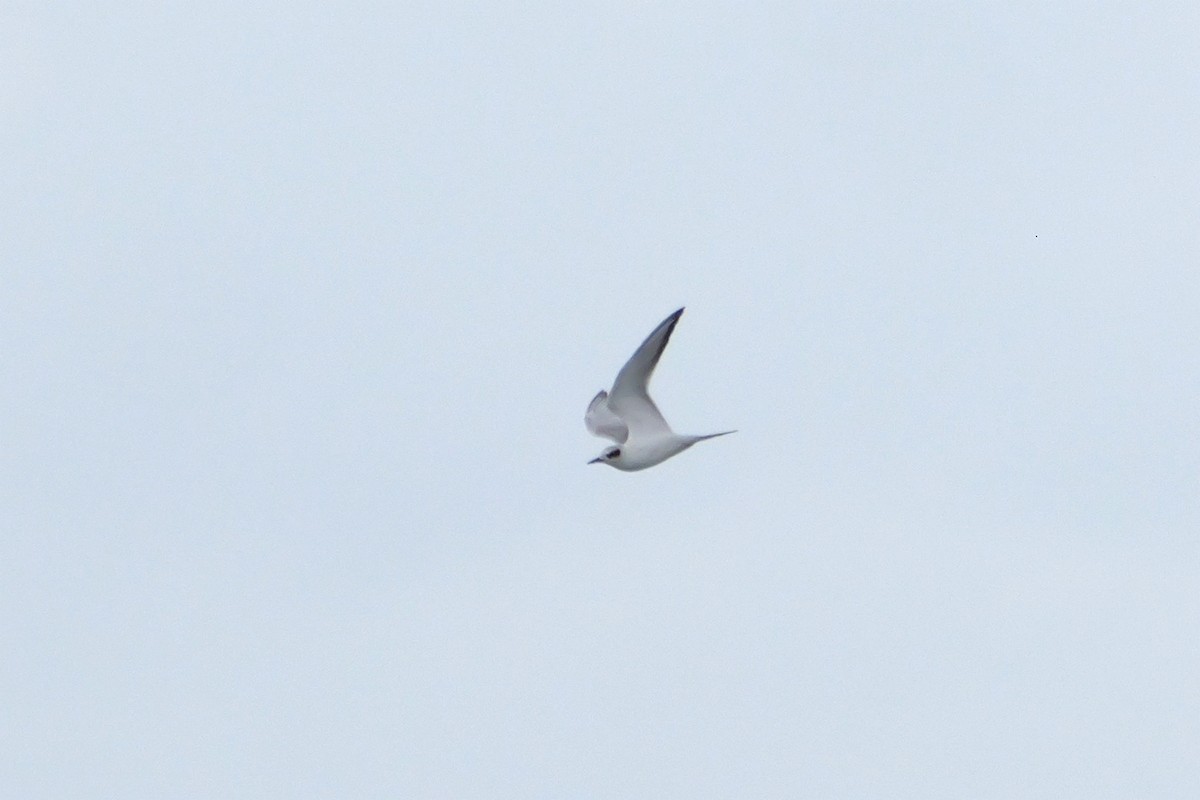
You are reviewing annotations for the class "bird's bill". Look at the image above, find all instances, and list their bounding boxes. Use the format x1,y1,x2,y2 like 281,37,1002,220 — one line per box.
587,457,603,464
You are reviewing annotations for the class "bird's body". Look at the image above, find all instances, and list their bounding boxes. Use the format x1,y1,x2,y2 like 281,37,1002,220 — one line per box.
585,308,734,471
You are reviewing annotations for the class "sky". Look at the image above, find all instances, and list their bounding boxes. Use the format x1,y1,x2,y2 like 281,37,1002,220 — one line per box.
2,3,1198,798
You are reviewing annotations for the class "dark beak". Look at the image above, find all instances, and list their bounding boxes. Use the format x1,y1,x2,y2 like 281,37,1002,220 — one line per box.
587,457,603,464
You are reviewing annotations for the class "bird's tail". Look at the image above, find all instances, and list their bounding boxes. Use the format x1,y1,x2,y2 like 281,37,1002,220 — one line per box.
693,430,737,442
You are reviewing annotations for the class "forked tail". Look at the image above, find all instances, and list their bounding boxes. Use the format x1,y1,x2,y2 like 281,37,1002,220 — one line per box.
693,430,737,442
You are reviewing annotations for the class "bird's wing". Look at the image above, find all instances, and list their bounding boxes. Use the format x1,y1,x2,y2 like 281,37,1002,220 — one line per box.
607,307,683,438
585,390,628,443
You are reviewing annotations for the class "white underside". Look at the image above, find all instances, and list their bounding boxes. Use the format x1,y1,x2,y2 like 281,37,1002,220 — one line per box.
606,435,698,471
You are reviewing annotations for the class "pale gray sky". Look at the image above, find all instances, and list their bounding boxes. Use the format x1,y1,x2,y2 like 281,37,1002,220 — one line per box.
3,3,1198,798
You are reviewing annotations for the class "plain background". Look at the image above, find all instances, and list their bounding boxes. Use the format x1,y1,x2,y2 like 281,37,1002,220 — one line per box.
3,3,1197,798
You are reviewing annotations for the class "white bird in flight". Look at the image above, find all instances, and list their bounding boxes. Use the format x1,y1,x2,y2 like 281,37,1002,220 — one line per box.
586,307,735,471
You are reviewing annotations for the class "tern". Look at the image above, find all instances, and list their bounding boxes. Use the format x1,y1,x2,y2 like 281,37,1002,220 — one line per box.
586,307,735,471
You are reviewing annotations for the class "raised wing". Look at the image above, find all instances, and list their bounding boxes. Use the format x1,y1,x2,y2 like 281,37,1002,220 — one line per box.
607,307,684,438
585,390,628,443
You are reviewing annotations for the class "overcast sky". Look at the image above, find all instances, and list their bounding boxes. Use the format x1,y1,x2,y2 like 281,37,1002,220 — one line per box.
3,3,1198,798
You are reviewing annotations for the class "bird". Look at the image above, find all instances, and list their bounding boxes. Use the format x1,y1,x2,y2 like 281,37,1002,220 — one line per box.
585,307,735,471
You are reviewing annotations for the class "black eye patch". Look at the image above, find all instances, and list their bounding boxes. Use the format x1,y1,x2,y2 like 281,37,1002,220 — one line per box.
609,449,620,458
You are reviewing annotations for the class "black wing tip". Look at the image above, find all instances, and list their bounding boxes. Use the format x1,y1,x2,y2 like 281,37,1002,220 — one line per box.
656,307,685,352
661,307,685,335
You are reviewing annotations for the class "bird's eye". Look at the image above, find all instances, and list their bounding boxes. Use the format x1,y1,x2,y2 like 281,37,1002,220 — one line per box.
609,449,620,458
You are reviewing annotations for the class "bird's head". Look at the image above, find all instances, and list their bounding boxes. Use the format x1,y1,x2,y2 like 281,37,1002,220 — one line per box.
588,446,622,468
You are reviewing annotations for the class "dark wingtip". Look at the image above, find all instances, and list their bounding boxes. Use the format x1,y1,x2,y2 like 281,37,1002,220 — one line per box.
663,307,685,337
652,308,686,363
